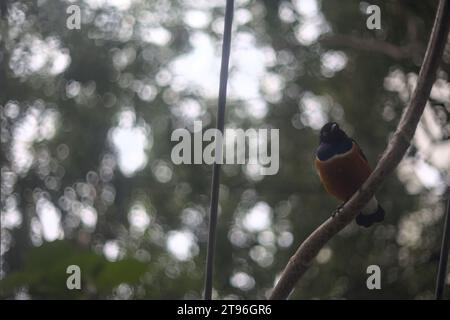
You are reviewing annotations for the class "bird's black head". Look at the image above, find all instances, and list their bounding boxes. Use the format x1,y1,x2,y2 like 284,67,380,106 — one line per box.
319,122,348,144
317,122,353,160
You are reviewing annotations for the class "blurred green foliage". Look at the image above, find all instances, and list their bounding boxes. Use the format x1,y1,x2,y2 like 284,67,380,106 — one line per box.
0,0,449,299
0,240,147,298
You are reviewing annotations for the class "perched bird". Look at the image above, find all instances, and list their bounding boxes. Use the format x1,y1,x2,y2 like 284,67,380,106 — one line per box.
314,122,385,227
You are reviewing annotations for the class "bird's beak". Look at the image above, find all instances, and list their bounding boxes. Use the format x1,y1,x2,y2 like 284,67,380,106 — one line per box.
331,124,337,133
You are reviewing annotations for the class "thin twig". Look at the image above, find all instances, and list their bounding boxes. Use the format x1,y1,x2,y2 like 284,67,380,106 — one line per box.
435,193,450,300
270,0,450,300
204,0,234,300
320,34,413,60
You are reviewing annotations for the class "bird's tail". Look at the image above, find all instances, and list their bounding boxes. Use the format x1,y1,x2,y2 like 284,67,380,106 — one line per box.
355,197,385,228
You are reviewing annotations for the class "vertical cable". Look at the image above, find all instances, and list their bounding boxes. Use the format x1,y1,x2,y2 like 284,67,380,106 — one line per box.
203,0,234,300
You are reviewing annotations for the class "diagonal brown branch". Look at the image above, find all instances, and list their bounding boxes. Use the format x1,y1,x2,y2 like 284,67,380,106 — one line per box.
270,0,450,300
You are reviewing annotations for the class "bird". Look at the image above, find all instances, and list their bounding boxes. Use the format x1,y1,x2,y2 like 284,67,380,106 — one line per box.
314,122,385,227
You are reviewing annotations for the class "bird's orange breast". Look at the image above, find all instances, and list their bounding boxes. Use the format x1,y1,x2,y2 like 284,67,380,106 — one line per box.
315,142,372,201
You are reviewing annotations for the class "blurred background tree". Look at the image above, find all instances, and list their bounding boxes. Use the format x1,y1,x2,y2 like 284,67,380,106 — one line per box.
1,0,449,299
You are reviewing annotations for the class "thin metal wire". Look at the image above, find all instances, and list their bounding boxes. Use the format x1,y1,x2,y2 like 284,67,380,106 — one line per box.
435,194,450,299
203,0,234,300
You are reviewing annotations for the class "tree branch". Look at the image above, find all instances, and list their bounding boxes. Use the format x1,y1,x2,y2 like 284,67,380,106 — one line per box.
270,0,450,300
320,34,414,60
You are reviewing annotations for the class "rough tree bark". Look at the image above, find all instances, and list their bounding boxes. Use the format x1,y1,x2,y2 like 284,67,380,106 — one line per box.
270,0,450,300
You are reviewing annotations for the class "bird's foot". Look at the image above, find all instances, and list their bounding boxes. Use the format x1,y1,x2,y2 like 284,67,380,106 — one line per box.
331,202,346,218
